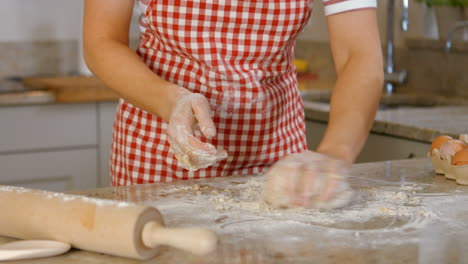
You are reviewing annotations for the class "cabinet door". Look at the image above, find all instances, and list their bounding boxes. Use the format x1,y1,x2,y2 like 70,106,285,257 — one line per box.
305,120,326,151
358,133,430,162
0,148,98,192
305,120,430,163
0,104,97,153
98,102,119,187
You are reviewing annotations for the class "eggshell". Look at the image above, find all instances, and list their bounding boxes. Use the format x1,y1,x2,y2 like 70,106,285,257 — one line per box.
439,139,467,160
442,156,456,180
429,135,468,184
428,149,445,175
454,165,468,185
452,149,468,166
430,135,453,154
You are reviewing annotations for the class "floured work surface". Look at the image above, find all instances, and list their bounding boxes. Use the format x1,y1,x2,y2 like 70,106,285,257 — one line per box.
3,159,468,264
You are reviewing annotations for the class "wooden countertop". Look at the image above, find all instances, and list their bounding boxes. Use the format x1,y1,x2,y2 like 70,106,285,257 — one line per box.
20,75,332,104
22,76,119,104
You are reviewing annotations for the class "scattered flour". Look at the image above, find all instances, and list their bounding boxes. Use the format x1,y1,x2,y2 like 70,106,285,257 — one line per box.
161,178,438,230
148,177,454,252
208,179,268,211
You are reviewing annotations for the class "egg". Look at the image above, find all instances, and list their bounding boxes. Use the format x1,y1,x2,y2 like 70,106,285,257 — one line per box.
439,139,468,159
452,149,468,166
430,135,453,154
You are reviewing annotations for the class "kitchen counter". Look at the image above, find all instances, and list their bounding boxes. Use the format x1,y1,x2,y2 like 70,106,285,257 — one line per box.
0,76,118,106
302,94,468,144
1,158,468,263
22,76,119,103
10,75,468,143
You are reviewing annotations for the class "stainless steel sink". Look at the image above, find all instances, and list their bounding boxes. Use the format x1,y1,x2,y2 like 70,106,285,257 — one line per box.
300,91,468,110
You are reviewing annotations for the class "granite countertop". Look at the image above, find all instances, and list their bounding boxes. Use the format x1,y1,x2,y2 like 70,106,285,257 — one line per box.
301,90,468,144
1,158,468,263
304,102,468,143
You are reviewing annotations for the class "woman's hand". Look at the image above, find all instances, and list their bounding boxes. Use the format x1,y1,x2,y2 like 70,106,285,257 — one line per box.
262,9,383,205
84,0,226,171
262,151,353,209
167,88,227,171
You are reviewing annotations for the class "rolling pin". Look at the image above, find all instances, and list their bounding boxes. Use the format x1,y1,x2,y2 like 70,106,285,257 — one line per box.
0,185,217,260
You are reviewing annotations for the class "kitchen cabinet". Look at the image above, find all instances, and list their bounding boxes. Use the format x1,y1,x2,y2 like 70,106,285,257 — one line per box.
0,102,122,191
97,101,119,187
0,103,99,191
0,149,97,192
0,104,97,152
306,120,431,163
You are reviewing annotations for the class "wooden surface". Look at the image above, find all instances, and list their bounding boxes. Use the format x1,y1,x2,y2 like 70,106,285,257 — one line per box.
20,75,330,104
22,76,119,103
0,188,163,260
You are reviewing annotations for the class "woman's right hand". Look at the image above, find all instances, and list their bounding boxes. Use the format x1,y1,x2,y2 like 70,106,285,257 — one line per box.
262,151,353,209
167,87,228,171
83,0,227,171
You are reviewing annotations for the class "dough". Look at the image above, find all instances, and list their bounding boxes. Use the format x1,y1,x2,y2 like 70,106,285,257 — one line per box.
262,173,354,210
260,151,354,210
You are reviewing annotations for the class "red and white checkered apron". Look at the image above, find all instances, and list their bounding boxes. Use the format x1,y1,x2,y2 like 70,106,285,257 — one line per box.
110,0,314,185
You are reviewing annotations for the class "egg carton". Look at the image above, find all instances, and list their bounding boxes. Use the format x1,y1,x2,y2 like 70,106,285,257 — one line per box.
429,148,468,185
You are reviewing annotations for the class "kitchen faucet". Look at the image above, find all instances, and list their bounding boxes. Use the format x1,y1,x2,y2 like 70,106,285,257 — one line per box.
445,20,468,52
384,0,409,95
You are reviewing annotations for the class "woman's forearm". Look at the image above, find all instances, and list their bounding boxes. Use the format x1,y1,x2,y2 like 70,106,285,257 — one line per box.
83,0,178,121
316,9,383,165
84,39,178,122
316,56,383,164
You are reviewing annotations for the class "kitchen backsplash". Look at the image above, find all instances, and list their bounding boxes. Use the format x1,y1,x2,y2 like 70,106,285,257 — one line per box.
0,39,139,80
1,39,467,98
0,40,77,80
398,39,468,98
295,39,468,98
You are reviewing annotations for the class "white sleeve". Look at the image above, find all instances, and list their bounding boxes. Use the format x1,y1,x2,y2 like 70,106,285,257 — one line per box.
322,0,377,16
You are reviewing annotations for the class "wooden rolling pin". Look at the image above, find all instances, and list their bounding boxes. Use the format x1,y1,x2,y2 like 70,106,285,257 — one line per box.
0,185,217,260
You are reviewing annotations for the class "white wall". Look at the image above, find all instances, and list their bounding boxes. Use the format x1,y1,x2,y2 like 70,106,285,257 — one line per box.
0,0,140,42
0,0,438,46
299,0,439,46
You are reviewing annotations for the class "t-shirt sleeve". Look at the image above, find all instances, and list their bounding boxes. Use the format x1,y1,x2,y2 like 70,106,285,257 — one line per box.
322,0,377,16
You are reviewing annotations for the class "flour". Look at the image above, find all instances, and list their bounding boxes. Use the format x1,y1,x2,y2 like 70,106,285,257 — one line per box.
148,177,445,252
160,178,438,231
208,179,268,211
206,179,435,221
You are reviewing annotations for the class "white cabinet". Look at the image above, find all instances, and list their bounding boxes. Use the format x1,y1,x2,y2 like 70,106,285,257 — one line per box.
0,104,97,153
0,149,97,192
97,102,119,187
0,103,99,192
306,120,431,163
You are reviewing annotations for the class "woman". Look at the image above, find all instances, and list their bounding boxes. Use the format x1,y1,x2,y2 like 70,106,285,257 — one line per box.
83,0,383,208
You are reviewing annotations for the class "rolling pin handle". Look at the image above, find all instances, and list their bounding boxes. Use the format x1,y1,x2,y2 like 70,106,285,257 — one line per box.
141,221,217,256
